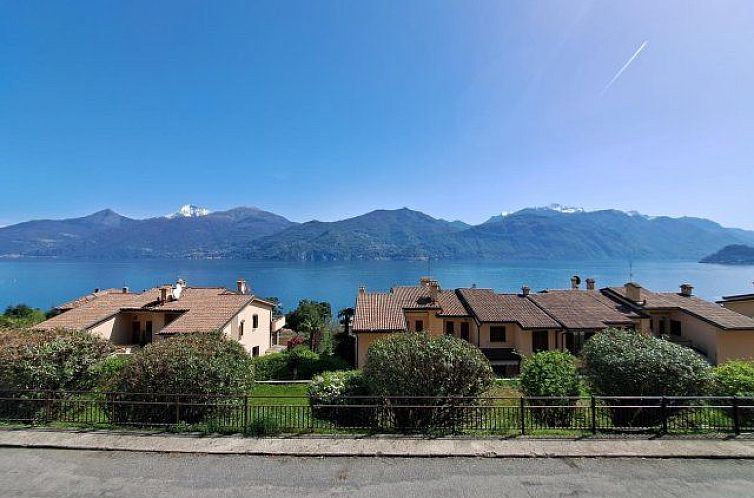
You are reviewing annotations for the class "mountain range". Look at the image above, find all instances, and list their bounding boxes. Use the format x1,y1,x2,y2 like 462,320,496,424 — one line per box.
700,245,754,265
2,204,753,262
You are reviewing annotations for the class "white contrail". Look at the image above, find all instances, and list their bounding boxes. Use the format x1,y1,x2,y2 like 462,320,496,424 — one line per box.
601,40,648,95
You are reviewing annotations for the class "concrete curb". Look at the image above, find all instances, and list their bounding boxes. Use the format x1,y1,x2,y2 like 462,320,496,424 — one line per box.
2,429,754,458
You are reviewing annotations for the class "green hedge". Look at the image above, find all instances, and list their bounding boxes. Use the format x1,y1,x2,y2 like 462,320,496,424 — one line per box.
308,370,374,427
713,360,754,427
109,333,254,425
520,351,580,427
582,329,712,427
252,346,350,380
363,333,494,431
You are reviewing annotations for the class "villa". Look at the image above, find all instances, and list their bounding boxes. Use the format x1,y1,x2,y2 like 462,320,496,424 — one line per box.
718,292,754,318
35,279,277,356
353,277,754,373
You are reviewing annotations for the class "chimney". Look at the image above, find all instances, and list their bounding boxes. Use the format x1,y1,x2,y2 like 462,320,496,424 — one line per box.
586,278,596,291
122,287,129,294
236,279,248,295
420,276,431,287
680,283,694,297
625,282,642,302
428,280,439,303
570,275,581,290
159,287,169,303
358,285,366,294
94,288,100,293
521,285,531,296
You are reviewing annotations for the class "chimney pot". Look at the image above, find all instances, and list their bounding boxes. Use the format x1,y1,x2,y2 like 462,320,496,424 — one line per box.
570,275,581,290
586,278,596,291
122,287,129,294
159,287,169,303
420,276,431,287
521,285,531,296
358,286,366,294
680,283,694,297
625,282,642,302
428,280,439,303
236,279,248,295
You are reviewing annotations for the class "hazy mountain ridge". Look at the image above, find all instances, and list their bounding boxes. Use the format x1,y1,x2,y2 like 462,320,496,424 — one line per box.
2,205,754,261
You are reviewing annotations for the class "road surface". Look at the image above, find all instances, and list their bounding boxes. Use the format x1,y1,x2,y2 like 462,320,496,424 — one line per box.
2,448,753,497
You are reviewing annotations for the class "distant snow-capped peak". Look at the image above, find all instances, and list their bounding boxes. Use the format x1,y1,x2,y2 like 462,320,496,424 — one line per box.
540,203,585,214
166,204,211,219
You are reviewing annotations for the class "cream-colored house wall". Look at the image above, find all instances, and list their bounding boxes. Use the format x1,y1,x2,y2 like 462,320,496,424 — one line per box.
718,331,754,363
222,301,273,355
722,300,754,318
441,317,477,343
404,310,443,336
88,316,118,342
477,323,517,349
355,332,394,368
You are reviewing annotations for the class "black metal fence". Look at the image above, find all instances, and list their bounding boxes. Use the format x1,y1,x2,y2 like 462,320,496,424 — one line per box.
1,390,752,436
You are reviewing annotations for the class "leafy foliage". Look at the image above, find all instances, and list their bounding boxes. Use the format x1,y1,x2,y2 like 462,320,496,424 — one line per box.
0,304,48,329
91,355,132,390
308,370,374,426
252,346,350,381
110,333,254,425
713,360,754,426
582,329,712,426
363,333,494,430
0,329,113,391
520,351,580,427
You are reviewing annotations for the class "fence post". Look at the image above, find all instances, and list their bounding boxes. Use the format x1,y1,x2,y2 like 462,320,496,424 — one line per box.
175,397,181,426
519,397,526,435
590,396,597,435
660,397,668,435
732,396,740,436
243,394,249,433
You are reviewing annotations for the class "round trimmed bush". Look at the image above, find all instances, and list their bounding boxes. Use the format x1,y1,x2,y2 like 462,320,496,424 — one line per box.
110,333,254,425
363,333,494,431
582,328,712,427
520,351,580,427
308,370,374,427
252,352,290,381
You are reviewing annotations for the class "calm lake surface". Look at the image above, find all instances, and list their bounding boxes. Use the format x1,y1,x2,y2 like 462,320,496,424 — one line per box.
1,259,754,314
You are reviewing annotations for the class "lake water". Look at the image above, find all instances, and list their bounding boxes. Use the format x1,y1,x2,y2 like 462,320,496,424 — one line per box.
1,258,754,314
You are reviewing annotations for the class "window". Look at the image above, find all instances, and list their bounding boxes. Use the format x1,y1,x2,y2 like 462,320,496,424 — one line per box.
532,330,548,352
460,322,470,341
239,320,245,339
415,320,424,332
490,326,506,342
252,346,260,357
252,314,259,329
670,320,682,336
445,321,455,335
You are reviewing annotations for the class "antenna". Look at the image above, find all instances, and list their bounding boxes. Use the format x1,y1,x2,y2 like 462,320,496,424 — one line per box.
629,260,634,282
427,255,431,278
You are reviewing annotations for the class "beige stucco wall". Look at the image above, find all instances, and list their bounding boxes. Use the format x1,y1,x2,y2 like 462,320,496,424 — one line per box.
88,316,118,342
722,300,754,318
441,317,477,344
718,331,754,363
222,301,273,356
355,332,395,368
404,310,444,336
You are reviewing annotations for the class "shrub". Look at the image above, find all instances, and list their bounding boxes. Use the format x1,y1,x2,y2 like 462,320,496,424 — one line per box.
520,351,580,427
713,360,754,427
308,370,374,427
109,333,254,425
252,352,290,381
363,333,494,431
253,347,351,380
91,355,132,390
286,335,305,350
582,329,712,427
0,329,113,421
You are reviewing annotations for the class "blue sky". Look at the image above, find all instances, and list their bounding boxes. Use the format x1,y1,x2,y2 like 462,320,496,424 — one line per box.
2,1,753,228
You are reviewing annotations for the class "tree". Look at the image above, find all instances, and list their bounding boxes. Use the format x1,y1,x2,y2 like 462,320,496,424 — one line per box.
338,307,354,335
0,304,48,328
334,307,356,367
286,300,331,351
520,351,580,426
264,296,283,317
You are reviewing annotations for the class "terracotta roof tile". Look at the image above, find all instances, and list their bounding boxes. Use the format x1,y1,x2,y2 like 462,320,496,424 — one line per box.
528,290,638,330
457,288,560,328
607,286,754,330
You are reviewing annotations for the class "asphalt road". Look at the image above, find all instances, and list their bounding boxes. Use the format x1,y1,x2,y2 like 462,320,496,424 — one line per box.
2,448,754,497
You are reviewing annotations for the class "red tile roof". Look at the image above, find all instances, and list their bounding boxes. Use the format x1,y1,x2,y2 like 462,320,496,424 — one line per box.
36,286,268,334
528,290,639,330
606,286,754,330
457,288,560,329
